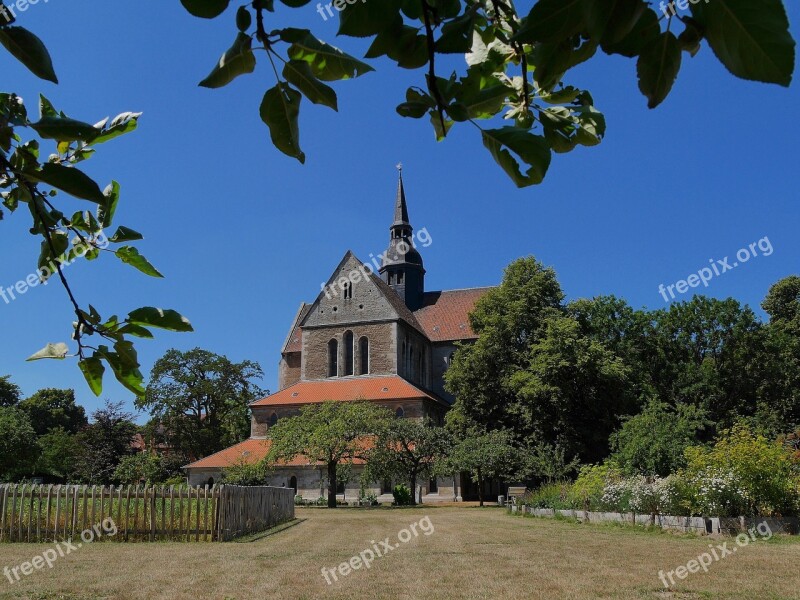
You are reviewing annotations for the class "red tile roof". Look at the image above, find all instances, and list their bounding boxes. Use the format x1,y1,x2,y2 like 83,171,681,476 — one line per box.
184,437,371,469
184,438,272,469
250,375,446,407
414,287,493,342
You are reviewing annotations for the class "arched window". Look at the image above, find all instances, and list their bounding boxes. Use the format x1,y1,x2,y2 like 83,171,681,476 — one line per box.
289,476,297,494
343,331,354,376
343,281,352,300
207,477,215,487
359,337,369,375
328,339,338,377
269,412,278,427
410,347,415,379
396,407,405,418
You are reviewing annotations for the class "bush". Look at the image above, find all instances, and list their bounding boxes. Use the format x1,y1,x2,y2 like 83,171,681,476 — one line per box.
393,484,413,506
569,463,622,511
682,423,798,516
222,460,268,486
294,494,304,505
359,491,378,506
521,482,572,510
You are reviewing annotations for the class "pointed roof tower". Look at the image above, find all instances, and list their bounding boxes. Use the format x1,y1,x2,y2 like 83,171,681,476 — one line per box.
380,164,426,311
393,164,410,227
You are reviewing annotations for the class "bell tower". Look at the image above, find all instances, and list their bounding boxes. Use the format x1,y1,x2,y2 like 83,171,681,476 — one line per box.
379,165,426,310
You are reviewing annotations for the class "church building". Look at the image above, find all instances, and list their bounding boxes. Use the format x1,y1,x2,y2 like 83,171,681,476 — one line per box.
184,171,492,502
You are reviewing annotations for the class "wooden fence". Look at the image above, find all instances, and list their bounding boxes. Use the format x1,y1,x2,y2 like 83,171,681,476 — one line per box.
0,484,295,543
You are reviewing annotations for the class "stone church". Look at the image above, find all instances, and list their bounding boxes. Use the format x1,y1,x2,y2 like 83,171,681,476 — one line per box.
185,171,492,502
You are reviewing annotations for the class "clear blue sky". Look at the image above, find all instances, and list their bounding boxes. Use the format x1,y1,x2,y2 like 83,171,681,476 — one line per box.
1,1,798,420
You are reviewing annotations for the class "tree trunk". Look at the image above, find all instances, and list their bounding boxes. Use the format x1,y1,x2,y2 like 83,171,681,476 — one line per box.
410,472,418,506
327,461,337,509
477,468,484,507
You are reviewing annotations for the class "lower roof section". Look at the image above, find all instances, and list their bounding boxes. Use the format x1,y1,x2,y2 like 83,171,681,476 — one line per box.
183,437,369,470
250,375,448,408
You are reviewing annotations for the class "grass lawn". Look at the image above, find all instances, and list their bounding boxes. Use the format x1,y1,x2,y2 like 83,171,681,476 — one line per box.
0,506,797,599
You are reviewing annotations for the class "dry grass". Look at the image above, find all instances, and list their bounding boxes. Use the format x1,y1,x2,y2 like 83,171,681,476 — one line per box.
0,506,797,599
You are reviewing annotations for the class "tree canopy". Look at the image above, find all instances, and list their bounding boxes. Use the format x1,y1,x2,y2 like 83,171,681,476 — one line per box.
139,348,265,460
267,400,391,507
18,387,88,436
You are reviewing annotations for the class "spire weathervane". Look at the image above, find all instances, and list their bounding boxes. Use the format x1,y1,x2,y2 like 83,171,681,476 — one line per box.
396,162,403,173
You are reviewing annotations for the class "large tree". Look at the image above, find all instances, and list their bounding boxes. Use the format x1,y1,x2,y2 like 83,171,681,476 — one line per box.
760,276,800,431
510,314,632,463
139,348,265,460
362,419,452,505
0,406,40,480
610,399,709,477
0,375,21,407
1,0,794,397
72,401,138,484
445,256,564,433
18,388,88,436
267,401,391,508
650,297,768,433
447,427,519,507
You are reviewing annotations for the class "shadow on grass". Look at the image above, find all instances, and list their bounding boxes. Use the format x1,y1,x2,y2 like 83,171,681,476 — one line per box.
232,518,306,543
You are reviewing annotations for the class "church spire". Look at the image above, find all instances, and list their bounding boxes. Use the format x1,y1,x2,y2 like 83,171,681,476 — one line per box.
393,164,410,226
380,165,426,311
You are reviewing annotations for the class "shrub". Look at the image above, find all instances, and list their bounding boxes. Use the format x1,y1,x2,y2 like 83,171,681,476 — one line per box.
294,494,304,505
222,459,268,486
393,484,413,506
359,491,378,506
521,482,572,510
682,423,798,516
569,463,622,511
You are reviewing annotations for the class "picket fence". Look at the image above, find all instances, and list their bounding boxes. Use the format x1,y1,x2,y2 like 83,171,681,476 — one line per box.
0,484,294,543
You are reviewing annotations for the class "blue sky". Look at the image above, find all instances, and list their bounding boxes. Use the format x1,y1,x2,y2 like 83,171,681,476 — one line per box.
1,1,798,419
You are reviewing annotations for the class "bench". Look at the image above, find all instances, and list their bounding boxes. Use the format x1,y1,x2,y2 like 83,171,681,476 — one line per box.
506,486,527,506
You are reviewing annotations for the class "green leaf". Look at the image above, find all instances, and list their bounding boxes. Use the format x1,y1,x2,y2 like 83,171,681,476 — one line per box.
514,0,585,44
481,127,552,188
690,0,794,86
199,32,256,88
0,26,57,83
236,6,252,31
283,60,338,110
97,181,120,228
79,356,105,396
38,94,57,118
26,342,69,361
115,246,164,278
585,0,647,46
284,29,375,81
180,0,230,18
117,324,154,339
260,83,305,163
126,307,194,332
37,231,69,275
601,7,661,58
109,226,143,243
30,116,99,142
96,344,145,397
91,112,142,145
436,12,476,54
338,0,402,37
637,31,682,108
27,164,105,203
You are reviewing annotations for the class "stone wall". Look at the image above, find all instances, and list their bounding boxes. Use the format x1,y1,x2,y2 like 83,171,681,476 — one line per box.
430,342,457,403
396,321,432,388
278,352,301,390
302,322,396,380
